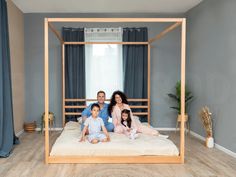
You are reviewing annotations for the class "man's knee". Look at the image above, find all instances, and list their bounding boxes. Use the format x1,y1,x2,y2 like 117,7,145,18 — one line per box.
106,123,114,132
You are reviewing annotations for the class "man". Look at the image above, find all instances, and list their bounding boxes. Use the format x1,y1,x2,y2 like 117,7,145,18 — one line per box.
81,91,114,132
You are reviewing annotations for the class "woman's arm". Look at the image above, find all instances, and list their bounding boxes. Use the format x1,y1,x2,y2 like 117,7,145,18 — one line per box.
126,104,134,117
111,110,118,126
111,105,123,127
124,104,139,130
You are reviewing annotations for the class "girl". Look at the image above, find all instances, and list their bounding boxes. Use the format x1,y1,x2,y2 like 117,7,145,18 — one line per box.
120,109,138,139
109,91,168,138
120,109,160,136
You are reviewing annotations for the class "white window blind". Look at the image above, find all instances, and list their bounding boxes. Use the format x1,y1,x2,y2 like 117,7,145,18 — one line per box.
85,28,123,100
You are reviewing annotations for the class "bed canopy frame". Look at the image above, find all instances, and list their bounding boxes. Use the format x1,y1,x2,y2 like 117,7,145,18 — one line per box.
44,18,186,164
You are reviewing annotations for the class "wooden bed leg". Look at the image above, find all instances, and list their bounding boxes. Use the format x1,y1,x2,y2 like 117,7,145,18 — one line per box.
44,18,49,164
180,18,186,164
62,44,65,127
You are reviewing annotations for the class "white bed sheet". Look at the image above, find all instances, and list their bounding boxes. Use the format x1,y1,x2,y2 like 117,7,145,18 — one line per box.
50,121,179,156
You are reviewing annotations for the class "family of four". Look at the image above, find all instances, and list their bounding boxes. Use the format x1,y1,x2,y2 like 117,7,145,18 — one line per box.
80,90,165,144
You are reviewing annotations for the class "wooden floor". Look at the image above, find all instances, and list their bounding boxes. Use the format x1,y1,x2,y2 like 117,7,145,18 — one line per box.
0,131,235,177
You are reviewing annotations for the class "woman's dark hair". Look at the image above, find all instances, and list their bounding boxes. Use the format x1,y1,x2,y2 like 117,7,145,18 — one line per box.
108,90,128,116
121,109,132,128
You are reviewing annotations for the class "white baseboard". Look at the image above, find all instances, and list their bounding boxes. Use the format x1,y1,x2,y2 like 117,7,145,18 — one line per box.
214,143,236,158
189,130,205,141
35,127,63,131
16,129,24,137
154,127,179,131
190,130,236,158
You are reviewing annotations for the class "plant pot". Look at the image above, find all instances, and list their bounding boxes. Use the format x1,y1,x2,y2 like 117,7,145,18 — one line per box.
206,136,214,148
176,114,190,133
24,121,36,132
177,114,188,122
43,113,54,122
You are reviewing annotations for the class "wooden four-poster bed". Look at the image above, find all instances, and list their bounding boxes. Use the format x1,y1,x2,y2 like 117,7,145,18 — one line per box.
44,18,186,164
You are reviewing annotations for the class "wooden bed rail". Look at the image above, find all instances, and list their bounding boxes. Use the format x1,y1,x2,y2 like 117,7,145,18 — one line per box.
63,98,150,125
65,98,149,102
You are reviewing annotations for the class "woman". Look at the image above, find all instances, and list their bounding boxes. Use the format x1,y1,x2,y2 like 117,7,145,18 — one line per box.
108,90,161,136
108,90,130,133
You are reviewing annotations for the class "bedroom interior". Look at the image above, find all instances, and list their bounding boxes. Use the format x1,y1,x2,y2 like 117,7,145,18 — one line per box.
0,0,236,176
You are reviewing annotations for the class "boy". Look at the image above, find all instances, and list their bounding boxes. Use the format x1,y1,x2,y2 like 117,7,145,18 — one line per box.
81,91,114,132
80,103,110,144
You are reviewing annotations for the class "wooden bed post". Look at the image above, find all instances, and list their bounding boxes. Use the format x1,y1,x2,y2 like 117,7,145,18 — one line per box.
147,44,151,124
62,44,65,127
44,18,49,164
180,18,186,163
48,23,64,44
148,22,181,44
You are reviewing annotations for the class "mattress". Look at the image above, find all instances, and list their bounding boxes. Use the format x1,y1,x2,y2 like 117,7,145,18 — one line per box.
50,121,179,156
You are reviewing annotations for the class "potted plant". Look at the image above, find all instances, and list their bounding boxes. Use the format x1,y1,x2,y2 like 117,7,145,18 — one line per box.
168,81,193,123
199,106,214,148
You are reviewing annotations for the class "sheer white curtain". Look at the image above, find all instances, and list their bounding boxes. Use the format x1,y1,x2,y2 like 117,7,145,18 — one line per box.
85,28,123,100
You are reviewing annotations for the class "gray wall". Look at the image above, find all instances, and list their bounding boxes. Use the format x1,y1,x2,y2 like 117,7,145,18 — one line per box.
24,13,183,128
186,0,236,153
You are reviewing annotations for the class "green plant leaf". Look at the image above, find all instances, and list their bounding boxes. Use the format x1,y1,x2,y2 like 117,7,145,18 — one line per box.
186,95,193,103
170,106,180,111
168,81,193,114
167,93,178,101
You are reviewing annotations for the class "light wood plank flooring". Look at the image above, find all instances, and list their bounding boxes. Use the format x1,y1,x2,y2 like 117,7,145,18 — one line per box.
0,131,235,177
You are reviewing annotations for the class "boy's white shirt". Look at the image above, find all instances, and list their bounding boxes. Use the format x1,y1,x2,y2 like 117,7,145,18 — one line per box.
84,116,104,134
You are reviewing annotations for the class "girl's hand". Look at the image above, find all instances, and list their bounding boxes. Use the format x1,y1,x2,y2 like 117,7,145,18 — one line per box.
125,127,131,132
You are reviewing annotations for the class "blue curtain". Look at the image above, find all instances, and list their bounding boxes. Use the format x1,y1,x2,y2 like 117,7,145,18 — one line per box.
123,27,148,121
0,0,19,157
123,27,148,98
62,27,85,121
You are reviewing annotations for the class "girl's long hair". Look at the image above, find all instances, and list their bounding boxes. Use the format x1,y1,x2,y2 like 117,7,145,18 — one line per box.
108,90,128,116
121,109,132,128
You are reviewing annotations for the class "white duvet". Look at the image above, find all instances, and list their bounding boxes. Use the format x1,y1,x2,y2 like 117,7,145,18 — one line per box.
50,121,179,156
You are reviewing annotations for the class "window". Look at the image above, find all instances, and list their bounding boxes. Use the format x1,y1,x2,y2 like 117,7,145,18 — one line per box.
85,28,123,100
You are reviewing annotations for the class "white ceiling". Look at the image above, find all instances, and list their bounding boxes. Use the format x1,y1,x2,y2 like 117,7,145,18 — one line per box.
11,0,202,13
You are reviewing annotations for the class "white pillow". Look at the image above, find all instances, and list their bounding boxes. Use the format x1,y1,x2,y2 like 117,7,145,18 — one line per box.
108,117,112,123
77,117,83,124
133,115,140,121
64,121,80,130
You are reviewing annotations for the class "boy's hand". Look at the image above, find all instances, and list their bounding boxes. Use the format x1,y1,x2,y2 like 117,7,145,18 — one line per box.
106,135,110,142
79,137,85,142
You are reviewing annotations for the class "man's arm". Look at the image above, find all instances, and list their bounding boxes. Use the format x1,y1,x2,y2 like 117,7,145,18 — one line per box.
81,104,92,122
82,116,87,123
